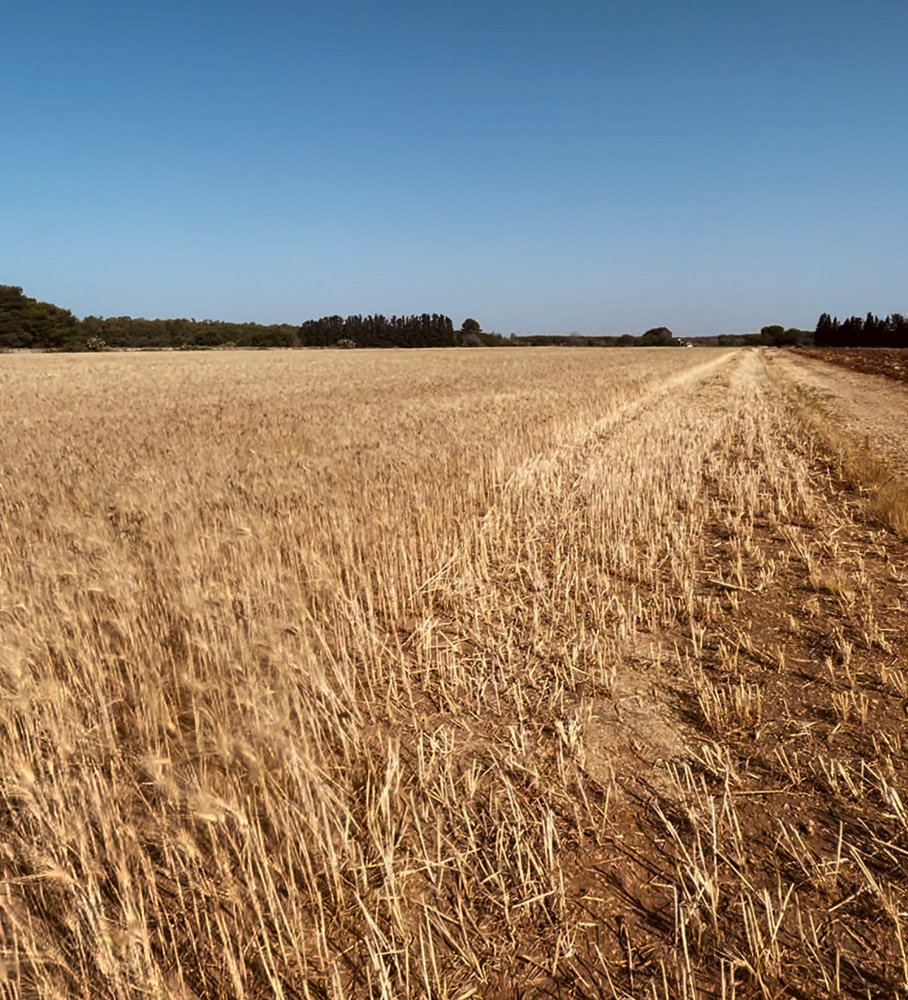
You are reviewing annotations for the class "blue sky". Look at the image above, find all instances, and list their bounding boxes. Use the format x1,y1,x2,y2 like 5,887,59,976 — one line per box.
2,0,906,336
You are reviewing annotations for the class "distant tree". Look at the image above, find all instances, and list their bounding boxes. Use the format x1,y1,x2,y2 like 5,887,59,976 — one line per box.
0,287,463,351
758,324,811,346
640,327,674,346
814,311,906,348
461,318,482,335
0,285,78,349
815,313,838,347
299,313,457,349
888,314,908,346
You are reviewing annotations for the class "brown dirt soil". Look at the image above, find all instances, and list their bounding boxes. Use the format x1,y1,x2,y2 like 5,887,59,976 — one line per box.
772,349,908,478
400,350,908,998
556,352,908,998
798,348,908,386
793,347,908,382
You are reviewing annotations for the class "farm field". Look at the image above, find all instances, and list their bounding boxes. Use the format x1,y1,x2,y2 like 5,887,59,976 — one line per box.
798,348,908,386
0,346,907,999
774,350,908,488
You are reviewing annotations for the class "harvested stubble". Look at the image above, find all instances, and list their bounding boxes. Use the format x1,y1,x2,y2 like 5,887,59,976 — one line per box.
0,346,906,999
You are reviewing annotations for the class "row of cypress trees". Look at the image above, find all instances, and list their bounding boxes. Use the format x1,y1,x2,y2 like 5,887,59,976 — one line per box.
815,312,908,348
297,314,457,348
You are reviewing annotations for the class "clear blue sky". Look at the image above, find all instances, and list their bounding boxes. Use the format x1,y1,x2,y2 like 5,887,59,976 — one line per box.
2,0,906,336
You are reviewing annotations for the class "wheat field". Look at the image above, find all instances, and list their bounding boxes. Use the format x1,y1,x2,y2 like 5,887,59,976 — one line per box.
1,347,907,999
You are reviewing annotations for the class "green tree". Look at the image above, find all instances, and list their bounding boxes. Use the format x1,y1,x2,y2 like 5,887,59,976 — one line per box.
640,326,674,346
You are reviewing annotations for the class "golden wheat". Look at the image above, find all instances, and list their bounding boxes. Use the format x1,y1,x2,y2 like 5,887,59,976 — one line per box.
0,346,906,998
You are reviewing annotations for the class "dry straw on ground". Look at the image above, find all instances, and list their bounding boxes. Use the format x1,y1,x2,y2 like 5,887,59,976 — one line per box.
0,347,906,998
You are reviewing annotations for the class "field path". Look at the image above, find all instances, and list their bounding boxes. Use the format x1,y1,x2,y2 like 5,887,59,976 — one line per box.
498,347,738,494
769,348,908,475
433,348,763,800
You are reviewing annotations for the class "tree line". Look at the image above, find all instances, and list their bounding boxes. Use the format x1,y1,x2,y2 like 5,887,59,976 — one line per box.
687,325,813,347
0,286,486,350
516,327,676,347
815,312,908,348
0,286,298,350
16,283,894,354
0,284,80,349
0,286,501,351
297,314,458,348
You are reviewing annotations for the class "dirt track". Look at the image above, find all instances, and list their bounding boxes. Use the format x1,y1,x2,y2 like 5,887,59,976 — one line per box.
770,349,908,476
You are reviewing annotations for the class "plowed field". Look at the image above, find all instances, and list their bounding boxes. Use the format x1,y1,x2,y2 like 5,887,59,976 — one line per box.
798,347,908,385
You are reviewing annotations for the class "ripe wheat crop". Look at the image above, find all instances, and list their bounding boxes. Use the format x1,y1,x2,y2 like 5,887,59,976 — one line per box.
0,347,906,998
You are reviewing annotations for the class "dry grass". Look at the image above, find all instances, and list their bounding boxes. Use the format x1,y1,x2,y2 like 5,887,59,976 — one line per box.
777,371,908,539
0,346,906,998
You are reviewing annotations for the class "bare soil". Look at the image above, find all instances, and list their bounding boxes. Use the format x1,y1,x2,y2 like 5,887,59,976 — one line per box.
798,347,908,386
773,349,908,477
558,352,908,998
